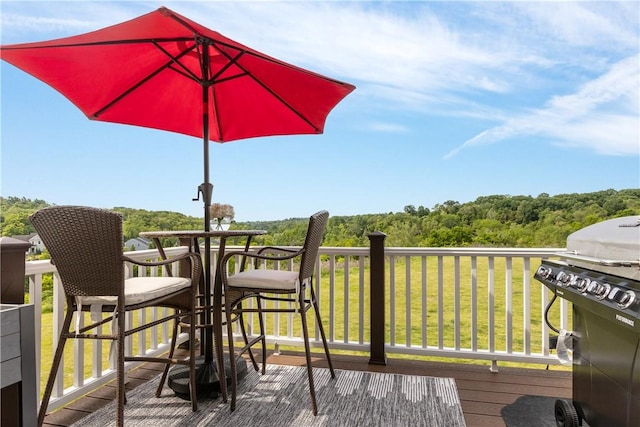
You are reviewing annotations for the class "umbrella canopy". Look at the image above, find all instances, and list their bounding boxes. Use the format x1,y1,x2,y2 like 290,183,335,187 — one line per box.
0,6,355,215
1,6,354,142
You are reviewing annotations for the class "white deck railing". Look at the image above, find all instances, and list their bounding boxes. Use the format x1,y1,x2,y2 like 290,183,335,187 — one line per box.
25,245,568,413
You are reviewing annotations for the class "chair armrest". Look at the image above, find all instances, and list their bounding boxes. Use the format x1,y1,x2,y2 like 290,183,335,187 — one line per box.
221,247,304,266
123,251,198,267
123,252,202,283
256,246,300,255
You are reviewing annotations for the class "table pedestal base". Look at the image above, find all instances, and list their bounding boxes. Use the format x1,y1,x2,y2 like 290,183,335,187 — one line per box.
167,355,248,398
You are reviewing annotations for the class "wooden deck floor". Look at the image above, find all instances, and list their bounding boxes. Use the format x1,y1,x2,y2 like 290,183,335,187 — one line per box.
42,350,571,427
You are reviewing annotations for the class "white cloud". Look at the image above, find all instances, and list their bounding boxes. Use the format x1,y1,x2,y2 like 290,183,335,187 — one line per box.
367,122,410,133
550,114,639,156
517,1,639,51
0,14,93,35
445,54,640,158
0,3,148,41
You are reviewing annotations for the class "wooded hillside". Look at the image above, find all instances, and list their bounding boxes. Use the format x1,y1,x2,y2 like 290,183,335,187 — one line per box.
2,188,639,248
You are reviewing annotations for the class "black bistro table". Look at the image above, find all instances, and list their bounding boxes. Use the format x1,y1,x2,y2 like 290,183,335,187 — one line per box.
139,229,266,399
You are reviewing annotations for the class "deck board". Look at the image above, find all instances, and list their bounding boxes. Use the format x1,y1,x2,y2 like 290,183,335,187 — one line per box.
43,350,571,427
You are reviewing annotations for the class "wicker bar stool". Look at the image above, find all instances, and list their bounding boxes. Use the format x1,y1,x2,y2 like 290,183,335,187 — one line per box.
31,206,202,427
220,210,334,415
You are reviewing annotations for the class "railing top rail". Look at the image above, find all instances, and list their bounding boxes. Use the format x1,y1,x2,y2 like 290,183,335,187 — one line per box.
25,246,568,275
317,246,566,257
381,247,566,257
24,259,57,275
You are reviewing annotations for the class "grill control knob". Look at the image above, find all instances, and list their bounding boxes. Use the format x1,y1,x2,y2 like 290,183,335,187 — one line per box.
588,281,610,300
568,274,578,287
556,271,570,286
536,266,553,279
575,278,590,292
610,288,636,309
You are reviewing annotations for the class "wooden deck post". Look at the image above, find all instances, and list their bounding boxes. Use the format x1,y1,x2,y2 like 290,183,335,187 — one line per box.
1,237,37,427
368,231,387,365
0,237,31,304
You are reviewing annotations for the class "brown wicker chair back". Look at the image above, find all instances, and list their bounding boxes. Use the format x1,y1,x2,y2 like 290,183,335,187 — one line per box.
30,205,124,297
299,210,329,283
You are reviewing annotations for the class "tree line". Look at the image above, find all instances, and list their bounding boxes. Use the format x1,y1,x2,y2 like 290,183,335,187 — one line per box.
243,189,639,248
2,188,639,249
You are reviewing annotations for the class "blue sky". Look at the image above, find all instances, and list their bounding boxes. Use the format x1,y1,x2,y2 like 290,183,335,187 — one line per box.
1,1,638,222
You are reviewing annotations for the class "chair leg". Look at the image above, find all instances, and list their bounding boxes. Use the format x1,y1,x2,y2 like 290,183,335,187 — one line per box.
156,316,180,397
228,294,266,412
225,301,238,412
37,308,73,426
310,285,335,377
299,303,319,416
188,309,198,411
256,297,266,375
215,305,228,404
116,307,126,427
237,302,260,372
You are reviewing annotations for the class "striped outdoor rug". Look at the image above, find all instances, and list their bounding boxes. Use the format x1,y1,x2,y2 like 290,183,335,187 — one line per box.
78,365,466,426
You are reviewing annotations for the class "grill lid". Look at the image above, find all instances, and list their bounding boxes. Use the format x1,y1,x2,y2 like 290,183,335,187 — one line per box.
558,216,640,281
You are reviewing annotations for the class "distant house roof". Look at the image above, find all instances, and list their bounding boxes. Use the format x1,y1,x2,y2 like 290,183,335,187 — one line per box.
10,233,43,254
12,233,37,243
124,237,152,250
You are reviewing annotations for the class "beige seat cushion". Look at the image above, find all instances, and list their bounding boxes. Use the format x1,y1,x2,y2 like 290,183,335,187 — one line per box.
78,276,191,306
227,269,299,291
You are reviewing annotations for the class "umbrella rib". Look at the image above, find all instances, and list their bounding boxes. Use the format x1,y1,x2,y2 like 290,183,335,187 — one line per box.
208,43,321,133
93,45,198,118
207,50,247,84
153,40,202,82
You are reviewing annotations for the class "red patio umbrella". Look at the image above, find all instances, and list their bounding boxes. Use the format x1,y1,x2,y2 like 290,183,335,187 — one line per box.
1,6,354,213
1,3,354,414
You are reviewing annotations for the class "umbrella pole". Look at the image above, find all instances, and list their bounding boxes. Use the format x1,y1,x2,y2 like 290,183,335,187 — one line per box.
201,177,213,365
201,121,212,365
200,43,216,383
200,42,229,399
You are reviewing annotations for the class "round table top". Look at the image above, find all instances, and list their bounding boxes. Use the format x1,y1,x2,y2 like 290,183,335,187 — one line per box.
140,229,267,239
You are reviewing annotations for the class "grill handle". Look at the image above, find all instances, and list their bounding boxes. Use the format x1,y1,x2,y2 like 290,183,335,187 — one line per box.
557,251,640,268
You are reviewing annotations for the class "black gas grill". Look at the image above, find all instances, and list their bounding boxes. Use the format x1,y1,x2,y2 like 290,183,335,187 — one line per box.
534,216,640,427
